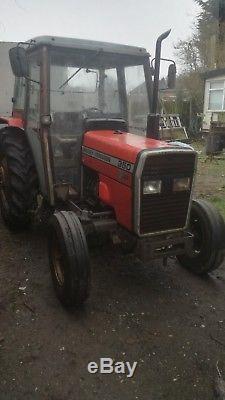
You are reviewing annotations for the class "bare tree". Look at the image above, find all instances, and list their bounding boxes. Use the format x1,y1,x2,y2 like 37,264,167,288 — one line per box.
174,36,202,72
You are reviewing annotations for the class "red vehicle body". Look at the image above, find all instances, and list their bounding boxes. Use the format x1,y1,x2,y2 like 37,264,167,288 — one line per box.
82,129,170,231
0,34,224,309
0,115,23,129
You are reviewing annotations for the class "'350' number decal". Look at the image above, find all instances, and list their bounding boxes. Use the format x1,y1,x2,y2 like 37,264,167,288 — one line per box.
118,160,132,171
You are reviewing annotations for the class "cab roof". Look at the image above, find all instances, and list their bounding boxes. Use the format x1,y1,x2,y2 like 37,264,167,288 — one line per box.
29,35,150,58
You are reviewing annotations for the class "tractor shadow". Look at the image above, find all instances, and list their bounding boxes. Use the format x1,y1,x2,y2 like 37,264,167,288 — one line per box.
87,242,224,319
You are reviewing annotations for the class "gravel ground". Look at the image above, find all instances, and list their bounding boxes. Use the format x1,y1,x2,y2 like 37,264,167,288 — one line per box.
1,142,225,400
1,218,225,400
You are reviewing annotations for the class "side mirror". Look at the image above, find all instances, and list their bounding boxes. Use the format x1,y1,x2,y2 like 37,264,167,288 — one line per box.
167,63,176,89
9,47,28,78
41,114,52,127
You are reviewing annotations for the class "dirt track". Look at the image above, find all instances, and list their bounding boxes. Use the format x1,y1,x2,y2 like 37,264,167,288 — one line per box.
1,216,225,400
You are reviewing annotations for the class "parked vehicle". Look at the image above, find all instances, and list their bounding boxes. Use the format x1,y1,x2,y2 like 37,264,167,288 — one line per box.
0,31,224,308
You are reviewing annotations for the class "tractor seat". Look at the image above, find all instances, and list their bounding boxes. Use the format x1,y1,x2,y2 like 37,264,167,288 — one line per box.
54,136,78,159
55,137,78,146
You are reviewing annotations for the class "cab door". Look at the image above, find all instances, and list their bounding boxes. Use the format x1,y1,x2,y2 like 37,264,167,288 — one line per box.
25,51,47,197
12,77,26,120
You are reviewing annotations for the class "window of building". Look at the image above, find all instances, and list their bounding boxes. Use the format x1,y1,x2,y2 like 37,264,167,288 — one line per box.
208,80,225,111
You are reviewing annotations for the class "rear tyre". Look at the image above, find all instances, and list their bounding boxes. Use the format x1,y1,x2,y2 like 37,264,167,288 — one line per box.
177,199,225,275
48,211,90,308
0,129,38,230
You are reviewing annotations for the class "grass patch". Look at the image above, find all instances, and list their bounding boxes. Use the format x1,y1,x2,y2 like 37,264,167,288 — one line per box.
192,141,225,170
209,196,225,218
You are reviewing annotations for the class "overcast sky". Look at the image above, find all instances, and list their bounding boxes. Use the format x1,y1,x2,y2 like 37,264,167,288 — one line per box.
1,0,200,72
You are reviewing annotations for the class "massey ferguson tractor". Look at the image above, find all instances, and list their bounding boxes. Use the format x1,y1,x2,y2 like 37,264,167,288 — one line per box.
0,31,224,308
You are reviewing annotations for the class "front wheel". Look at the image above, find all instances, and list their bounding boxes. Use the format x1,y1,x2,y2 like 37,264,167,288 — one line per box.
177,199,225,275
48,211,90,308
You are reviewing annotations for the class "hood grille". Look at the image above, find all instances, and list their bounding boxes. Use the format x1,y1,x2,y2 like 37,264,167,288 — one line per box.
139,151,196,235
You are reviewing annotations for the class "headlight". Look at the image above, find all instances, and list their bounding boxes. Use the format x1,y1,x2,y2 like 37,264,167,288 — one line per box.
173,177,191,192
143,180,162,195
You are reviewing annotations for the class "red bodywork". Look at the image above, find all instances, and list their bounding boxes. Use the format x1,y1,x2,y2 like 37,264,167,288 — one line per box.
82,130,171,231
0,111,24,129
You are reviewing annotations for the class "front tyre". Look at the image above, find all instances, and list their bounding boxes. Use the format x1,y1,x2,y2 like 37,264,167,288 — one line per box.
177,199,225,275
48,211,90,308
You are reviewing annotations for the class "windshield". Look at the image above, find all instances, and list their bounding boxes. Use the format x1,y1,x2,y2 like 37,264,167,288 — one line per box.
50,50,122,140
50,49,150,134
51,65,120,117
49,49,150,187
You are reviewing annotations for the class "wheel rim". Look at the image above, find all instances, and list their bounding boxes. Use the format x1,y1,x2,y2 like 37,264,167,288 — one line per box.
52,236,65,286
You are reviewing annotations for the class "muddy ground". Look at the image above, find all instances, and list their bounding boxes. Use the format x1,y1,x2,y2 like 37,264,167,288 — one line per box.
1,142,225,400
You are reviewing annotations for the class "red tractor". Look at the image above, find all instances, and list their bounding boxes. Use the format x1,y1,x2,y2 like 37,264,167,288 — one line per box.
0,31,224,308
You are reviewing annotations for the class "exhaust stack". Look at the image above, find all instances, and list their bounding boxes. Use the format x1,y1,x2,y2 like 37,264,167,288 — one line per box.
147,29,171,139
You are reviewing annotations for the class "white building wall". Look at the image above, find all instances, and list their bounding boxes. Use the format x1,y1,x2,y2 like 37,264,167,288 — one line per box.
0,42,16,117
203,74,225,131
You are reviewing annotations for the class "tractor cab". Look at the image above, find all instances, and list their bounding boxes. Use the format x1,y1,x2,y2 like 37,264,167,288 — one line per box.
11,36,153,198
1,34,225,309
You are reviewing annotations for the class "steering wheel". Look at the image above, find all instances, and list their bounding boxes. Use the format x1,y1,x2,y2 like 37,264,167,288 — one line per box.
82,107,104,117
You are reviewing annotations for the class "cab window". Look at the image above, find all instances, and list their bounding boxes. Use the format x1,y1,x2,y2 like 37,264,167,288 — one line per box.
13,77,26,111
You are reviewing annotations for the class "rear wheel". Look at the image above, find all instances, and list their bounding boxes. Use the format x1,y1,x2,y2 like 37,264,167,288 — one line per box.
177,199,225,275
48,211,90,308
0,129,38,230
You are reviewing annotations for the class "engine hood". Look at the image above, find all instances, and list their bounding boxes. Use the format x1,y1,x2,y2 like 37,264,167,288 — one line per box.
83,130,176,164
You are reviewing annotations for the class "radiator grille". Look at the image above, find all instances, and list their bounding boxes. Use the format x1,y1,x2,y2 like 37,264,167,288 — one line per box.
139,152,196,235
